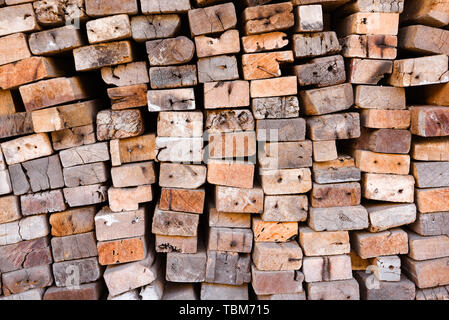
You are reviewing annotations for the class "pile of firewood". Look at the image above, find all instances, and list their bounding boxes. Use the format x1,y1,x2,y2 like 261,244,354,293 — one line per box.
0,0,448,301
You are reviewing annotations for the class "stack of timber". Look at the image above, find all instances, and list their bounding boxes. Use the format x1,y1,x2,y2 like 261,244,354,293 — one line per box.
247,1,308,300
80,1,161,301
200,2,254,300
0,0,103,300
0,0,448,301
338,0,417,300
147,1,203,301
293,1,360,301
398,0,449,300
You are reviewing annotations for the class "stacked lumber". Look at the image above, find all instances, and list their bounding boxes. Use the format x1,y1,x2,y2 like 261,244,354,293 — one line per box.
243,1,305,300
78,1,160,300
398,0,449,300
146,2,203,301
337,0,417,300
0,0,449,301
0,0,102,300
294,2,361,300
199,2,254,300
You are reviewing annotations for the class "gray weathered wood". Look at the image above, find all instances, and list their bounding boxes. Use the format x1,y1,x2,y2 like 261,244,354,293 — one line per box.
29,25,85,55
103,253,159,297
150,65,197,89
188,3,237,36
313,167,361,184
9,155,63,195
206,251,251,286
201,283,248,300
206,110,255,133
294,55,346,87
251,264,304,295
413,162,449,188
198,55,239,83
309,205,368,232
256,118,306,142
159,163,206,189
18,215,50,241
366,203,417,232
152,207,199,237
252,96,299,120
307,113,361,141
53,257,101,287
258,141,313,169
355,272,415,301
131,15,181,42
148,88,195,112
293,31,340,59
141,0,190,14
300,83,354,116
306,279,359,300
63,162,109,187
0,221,21,246
410,212,449,237
59,142,110,168
95,206,146,242
96,109,144,141
156,137,203,163
51,232,98,263
262,195,308,222
146,36,195,66
208,227,253,253
416,286,449,301
166,246,206,283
